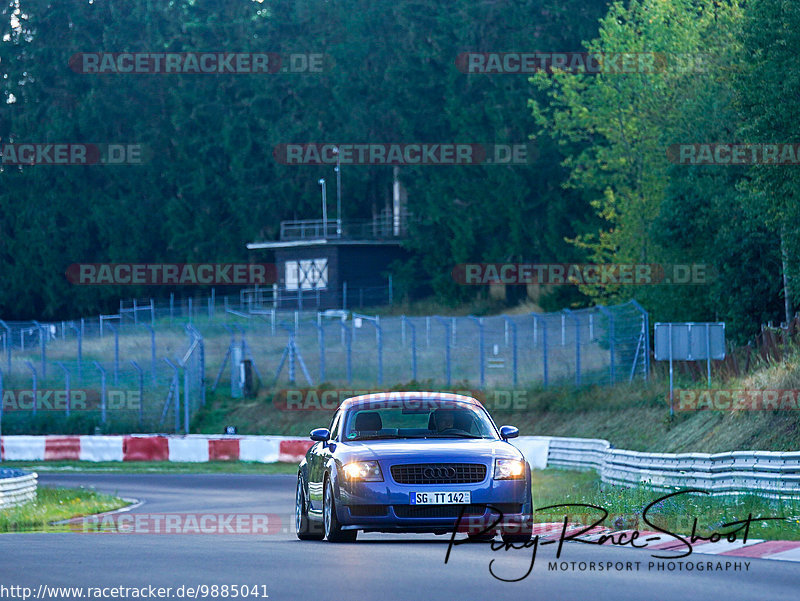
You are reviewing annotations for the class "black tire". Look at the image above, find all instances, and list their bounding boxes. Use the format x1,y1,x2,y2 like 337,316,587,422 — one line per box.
296,475,323,540
323,477,357,543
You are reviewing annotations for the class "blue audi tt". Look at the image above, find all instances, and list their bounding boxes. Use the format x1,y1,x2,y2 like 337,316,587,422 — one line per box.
295,392,533,543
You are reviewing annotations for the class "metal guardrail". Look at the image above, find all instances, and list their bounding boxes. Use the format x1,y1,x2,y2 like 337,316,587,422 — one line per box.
545,436,610,471
544,436,800,498
0,469,37,509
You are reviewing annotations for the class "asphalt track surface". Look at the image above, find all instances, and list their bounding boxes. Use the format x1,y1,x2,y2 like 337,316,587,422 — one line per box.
1,473,799,600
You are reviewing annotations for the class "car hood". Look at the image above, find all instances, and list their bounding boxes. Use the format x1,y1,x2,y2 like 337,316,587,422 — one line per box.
335,438,524,463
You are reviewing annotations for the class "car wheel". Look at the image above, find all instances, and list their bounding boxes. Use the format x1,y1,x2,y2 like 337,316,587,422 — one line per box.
295,475,323,540
323,477,357,543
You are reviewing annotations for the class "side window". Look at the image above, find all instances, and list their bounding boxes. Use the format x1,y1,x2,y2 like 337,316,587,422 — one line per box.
329,412,342,441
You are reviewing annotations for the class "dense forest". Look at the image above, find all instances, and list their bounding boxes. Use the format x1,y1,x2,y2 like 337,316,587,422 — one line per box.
1,0,797,343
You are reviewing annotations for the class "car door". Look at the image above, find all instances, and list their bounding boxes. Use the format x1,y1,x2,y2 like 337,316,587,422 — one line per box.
308,410,341,512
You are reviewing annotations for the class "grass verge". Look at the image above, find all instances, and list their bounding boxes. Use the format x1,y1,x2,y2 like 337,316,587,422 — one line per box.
190,371,800,453
0,486,129,533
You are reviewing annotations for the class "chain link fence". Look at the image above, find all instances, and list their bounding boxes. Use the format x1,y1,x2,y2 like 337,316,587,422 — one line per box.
0,296,648,435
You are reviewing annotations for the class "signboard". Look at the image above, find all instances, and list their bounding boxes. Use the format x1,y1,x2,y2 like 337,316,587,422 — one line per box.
654,322,726,416
654,323,725,361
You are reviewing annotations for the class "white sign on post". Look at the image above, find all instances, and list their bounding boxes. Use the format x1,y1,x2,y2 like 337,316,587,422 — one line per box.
654,322,726,416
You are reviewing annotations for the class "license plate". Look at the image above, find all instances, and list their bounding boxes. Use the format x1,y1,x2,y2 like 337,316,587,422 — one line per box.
410,491,471,505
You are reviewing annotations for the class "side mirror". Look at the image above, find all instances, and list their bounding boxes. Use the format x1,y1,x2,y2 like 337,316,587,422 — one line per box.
310,428,331,442
499,425,519,440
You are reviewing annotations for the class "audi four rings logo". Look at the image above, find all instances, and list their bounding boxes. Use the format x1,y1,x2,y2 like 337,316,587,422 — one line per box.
423,466,457,479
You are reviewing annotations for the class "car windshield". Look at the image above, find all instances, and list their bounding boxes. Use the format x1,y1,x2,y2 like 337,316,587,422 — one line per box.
342,400,497,440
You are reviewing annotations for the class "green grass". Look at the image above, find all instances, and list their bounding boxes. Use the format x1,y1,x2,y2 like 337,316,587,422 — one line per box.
0,486,129,533
532,468,800,541
0,461,300,474
189,376,800,452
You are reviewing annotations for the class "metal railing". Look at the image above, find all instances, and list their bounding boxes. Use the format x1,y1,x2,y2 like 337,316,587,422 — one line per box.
279,219,341,241
542,436,800,499
0,298,648,434
278,211,411,241
0,469,37,509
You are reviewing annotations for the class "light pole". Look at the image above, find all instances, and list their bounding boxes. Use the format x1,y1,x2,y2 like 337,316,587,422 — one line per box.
333,146,341,237
318,178,327,238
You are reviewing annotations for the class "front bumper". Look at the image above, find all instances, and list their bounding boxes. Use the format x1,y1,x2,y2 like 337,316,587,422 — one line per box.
336,476,532,534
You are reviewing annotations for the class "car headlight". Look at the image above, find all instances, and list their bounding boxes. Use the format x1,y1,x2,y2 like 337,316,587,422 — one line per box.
342,461,383,481
494,458,525,480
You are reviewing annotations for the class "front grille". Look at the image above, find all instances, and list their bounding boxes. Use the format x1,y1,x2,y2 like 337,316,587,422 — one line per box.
348,505,389,517
394,504,488,519
391,463,487,485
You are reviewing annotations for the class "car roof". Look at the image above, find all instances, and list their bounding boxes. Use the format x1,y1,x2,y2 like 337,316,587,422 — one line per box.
339,391,484,411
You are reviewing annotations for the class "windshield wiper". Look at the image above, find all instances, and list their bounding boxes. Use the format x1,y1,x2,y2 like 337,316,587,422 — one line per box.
351,434,403,440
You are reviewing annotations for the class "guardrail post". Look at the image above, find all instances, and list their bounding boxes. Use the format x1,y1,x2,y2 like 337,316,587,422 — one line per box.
184,362,190,434
340,321,352,384
0,320,10,374
55,362,71,418
24,361,37,417
130,360,144,428
564,309,581,386
69,323,82,382
468,316,485,388
434,317,451,387
106,323,119,385
164,359,180,433
426,316,430,347
316,323,326,383
32,321,46,379
409,319,417,381
630,299,650,380
503,317,518,387
288,335,296,383
93,361,107,424
376,321,383,386
598,306,616,385
193,327,206,407
140,324,157,385
531,313,548,388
